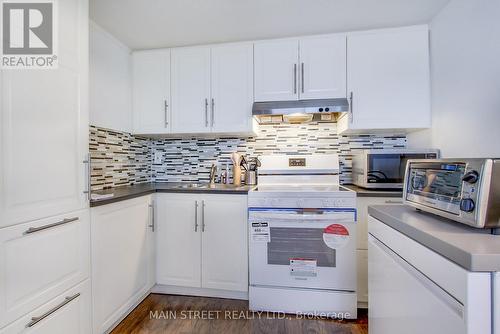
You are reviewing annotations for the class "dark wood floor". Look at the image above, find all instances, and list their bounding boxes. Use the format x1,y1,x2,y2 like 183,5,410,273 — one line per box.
111,294,368,334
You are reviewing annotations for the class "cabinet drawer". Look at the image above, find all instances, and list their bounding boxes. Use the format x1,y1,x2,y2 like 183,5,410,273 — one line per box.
0,279,91,334
0,210,90,328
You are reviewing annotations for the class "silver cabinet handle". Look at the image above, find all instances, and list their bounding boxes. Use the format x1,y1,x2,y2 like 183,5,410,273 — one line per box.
349,91,354,122
204,99,209,127
148,202,155,232
194,201,199,232
201,200,206,232
83,154,91,200
211,98,215,127
26,293,80,328
293,64,297,94
24,217,79,235
301,62,304,93
164,100,169,127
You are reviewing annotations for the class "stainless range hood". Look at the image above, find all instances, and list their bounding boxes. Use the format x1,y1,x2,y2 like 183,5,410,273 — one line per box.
252,98,349,124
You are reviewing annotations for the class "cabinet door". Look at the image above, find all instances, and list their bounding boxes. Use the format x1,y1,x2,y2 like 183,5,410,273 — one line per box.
132,49,171,134
368,235,466,334
356,197,403,250
254,39,299,102
147,197,156,291
356,249,368,306
0,0,89,228
0,280,91,334
0,210,90,328
345,26,430,132
210,43,254,133
156,193,202,287
299,34,347,99
171,47,211,133
91,196,151,334
201,195,248,292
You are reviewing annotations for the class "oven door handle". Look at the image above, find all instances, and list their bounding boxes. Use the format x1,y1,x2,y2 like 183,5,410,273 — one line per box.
294,209,326,215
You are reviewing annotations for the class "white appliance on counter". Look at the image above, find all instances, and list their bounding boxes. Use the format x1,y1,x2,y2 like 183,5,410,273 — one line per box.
248,154,357,319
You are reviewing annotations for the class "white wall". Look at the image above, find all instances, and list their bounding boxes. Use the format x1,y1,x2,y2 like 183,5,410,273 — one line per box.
408,0,500,158
90,22,132,133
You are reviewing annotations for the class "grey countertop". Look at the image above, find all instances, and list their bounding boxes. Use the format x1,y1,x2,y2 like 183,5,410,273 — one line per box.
342,184,403,198
90,182,254,207
369,204,500,272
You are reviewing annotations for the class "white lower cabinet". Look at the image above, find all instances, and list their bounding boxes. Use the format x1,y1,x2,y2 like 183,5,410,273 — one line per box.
0,210,90,329
0,279,91,334
355,196,402,307
155,193,202,287
368,216,491,334
91,196,155,334
156,193,248,295
356,249,368,307
201,195,248,292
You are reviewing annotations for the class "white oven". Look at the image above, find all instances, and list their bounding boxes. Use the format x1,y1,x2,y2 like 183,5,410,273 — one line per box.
249,207,357,291
247,154,358,318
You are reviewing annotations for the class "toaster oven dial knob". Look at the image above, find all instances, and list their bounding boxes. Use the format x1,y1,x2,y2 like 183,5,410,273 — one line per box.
462,170,479,184
460,198,475,213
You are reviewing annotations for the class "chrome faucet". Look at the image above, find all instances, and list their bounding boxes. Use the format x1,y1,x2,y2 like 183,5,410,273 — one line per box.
209,164,217,185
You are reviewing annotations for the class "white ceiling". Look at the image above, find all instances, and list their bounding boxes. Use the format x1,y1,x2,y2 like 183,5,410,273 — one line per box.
90,0,450,50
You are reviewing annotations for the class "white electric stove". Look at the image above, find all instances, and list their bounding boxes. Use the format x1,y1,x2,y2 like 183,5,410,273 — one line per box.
248,154,357,319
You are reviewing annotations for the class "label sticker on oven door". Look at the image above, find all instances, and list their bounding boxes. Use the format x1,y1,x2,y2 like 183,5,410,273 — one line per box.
323,224,349,249
251,222,270,242
290,258,317,278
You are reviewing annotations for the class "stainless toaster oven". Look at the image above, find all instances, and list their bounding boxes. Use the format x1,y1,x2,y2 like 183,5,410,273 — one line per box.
403,158,500,228
352,149,439,189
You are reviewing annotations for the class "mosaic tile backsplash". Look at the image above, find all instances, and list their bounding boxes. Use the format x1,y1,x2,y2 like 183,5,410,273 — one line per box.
151,123,406,184
89,123,406,190
89,126,151,191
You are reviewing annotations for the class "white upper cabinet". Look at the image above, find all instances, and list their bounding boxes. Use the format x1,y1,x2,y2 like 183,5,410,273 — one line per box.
0,0,89,228
299,34,347,99
132,49,171,134
339,25,431,134
254,39,299,102
210,43,254,133
171,47,211,134
254,35,347,102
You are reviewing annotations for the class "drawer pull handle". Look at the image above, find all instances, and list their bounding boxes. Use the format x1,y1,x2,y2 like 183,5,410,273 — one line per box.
24,217,79,235
26,293,80,328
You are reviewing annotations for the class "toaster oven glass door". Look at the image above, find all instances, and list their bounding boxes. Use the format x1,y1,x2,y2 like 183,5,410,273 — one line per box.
406,163,467,214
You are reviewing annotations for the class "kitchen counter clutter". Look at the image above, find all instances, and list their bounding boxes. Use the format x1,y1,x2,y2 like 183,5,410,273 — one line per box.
369,204,500,271
90,182,255,207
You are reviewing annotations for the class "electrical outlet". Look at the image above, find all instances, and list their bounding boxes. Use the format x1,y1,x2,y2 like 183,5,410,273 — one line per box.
154,151,163,164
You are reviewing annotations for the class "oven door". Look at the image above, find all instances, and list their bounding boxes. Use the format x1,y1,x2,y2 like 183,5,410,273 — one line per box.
248,208,356,291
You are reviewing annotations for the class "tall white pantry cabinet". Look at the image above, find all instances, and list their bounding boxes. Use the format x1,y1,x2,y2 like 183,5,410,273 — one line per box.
0,0,91,332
